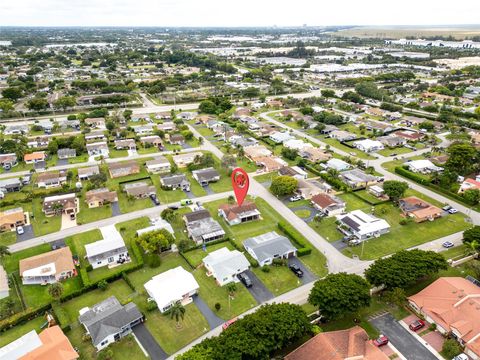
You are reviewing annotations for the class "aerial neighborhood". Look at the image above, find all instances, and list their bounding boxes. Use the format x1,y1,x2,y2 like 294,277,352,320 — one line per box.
1,20,480,360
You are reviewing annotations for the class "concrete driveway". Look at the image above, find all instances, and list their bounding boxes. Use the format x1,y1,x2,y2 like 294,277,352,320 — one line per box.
56,159,69,166
111,201,121,216
16,225,35,242
242,270,274,303
203,185,214,195
193,295,224,330
132,323,168,360
370,313,438,360
288,257,317,284
61,213,77,230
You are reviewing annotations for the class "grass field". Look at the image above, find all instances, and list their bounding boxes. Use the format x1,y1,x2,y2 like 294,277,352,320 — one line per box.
0,316,45,347
252,266,301,296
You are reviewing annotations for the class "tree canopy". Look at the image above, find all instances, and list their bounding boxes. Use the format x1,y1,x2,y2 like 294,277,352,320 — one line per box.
177,303,311,360
383,180,409,204
136,229,175,254
308,273,371,320
270,176,298,196
365,249,448,290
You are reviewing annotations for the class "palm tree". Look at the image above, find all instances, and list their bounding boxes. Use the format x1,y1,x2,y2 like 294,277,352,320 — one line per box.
0,245,10,265
170,302,186,329
48,282,64,301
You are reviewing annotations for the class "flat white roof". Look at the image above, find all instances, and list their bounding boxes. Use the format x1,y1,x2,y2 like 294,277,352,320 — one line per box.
144,266,199,310
137,218,174,236
0,330,42,360
86,226,126,258
23,262,56,277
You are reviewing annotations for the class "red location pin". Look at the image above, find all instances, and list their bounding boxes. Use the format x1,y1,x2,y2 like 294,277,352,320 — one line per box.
231,167,249,206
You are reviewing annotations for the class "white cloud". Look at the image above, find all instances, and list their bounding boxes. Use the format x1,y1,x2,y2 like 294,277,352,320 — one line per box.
0,0,479,27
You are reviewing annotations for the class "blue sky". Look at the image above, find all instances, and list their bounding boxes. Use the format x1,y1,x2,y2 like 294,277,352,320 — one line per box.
0,0,479,27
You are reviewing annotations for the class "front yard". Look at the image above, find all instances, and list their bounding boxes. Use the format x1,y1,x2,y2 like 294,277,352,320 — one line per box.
252,266,301,296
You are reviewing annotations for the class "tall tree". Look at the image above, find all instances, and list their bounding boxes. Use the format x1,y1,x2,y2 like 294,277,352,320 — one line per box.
308,273,371,320
137,229,175,254
365,249,448,290
445,143,478,175
270,176,298,196
48,282,64,301
383,180,409,204
170,302,186,328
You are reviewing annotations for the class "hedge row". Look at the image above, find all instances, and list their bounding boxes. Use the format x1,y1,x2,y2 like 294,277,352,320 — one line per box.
277,221,312,256
303,163,349,191
0,304,51,333
394,166,477,206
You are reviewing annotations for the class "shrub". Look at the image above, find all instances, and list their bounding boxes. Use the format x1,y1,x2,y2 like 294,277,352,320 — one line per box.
261,266,271,273
145,253,161,268
429,323,437,331
214,302,221,311
146,301,158,312
399,219,408,225
442,338,463,359
97,280,108,291
272,258,287,267
297,247,312,257
85,264,93,272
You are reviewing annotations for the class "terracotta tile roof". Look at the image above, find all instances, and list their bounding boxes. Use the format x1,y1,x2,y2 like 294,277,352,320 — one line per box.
409,277,480,351
0,207,24,228
218,202,258,221
285,326,389,360
311,194,337,209
24,152,46,161
85,188,118,203
19,325,78,360
19,247,75,278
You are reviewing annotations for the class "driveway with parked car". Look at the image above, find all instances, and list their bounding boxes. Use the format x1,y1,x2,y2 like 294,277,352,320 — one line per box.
288,257,316,284
241,270,274,303
16,225,35,242
370,313,437,360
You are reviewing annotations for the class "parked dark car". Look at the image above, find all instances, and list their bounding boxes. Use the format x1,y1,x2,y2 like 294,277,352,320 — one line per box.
168,205,179,210
409,319,425,331
150,194,160,206
289,264,304,278
237,273,252,288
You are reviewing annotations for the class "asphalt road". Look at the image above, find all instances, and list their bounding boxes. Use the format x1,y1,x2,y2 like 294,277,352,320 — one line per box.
370,313,438,360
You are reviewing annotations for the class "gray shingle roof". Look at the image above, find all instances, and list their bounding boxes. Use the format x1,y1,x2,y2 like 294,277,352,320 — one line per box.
243,231,296,263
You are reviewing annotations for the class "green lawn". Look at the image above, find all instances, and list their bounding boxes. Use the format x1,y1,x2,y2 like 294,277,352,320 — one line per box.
30,198,62,236
252,266,301,296
0,316,45,347
141,301,210,355
0,231,17,246
377,146,413,157
76,199,112,225
3,244,51,273
294,209,311,218
310,217,343,242
320,137,375,160
118,191,153,213
68,153,89,164
440,244,469,260
20,276,83,309
65,229,103,268
61,279,134,325
193,268,257,320
183,241,235,268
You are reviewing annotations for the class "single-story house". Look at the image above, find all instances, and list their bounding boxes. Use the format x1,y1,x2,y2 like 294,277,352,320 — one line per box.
336,210,390,241
84,117,106,129
84,131,106,142
298,147,332,163
192,167,220,186
146,157,171,174
184,210,226,245
340,169,378,190
218,202,261,226
285,326,389,360
4,124,28,135
19,247,76,285
172,152,202,167
58,148,77,159
283,139,313,151
77,165,100,181
203,247,250,286
0,326,78,360
244,145,272,160
108,161,140,178
27,137,50,149
136,218,174,236
325,158,351,172
458,178,480,194
408,277,480,360
86,142,109,158
114,139,136,150
85,226,129,269
278,166,308,180
160,174,190,191
329,130,356,142
144,266,199,312
140,135,163,148
377,135,407,148
132,125,155,135
297,179,332,199
0,178,22,196
0,153,18,169
177,112,197,120
79,296,143,351
269,131,293,144
243,231,297,267
168,133,185,145
37,171,67,189
311,193,346,216
254,156,288,173
392,129,425,141
399,196,442,222
407,159,443,174
85,188,118,208
353,139,384,153
368,185,386,198
0,207,26,232
156,121,176,132
124,182,156,199
24,151,46,164
43,193,78,217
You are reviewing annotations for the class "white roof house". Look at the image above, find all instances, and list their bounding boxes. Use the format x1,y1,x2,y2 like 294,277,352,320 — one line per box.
325,158,351,172
353,139,384,153
337,210,390,241
407,160,443,174
283,139,313,151
136,218,174,236
269,131,293,144
85,226,128,269
203,247,250,286
144,266,199,312
0,330,43,360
